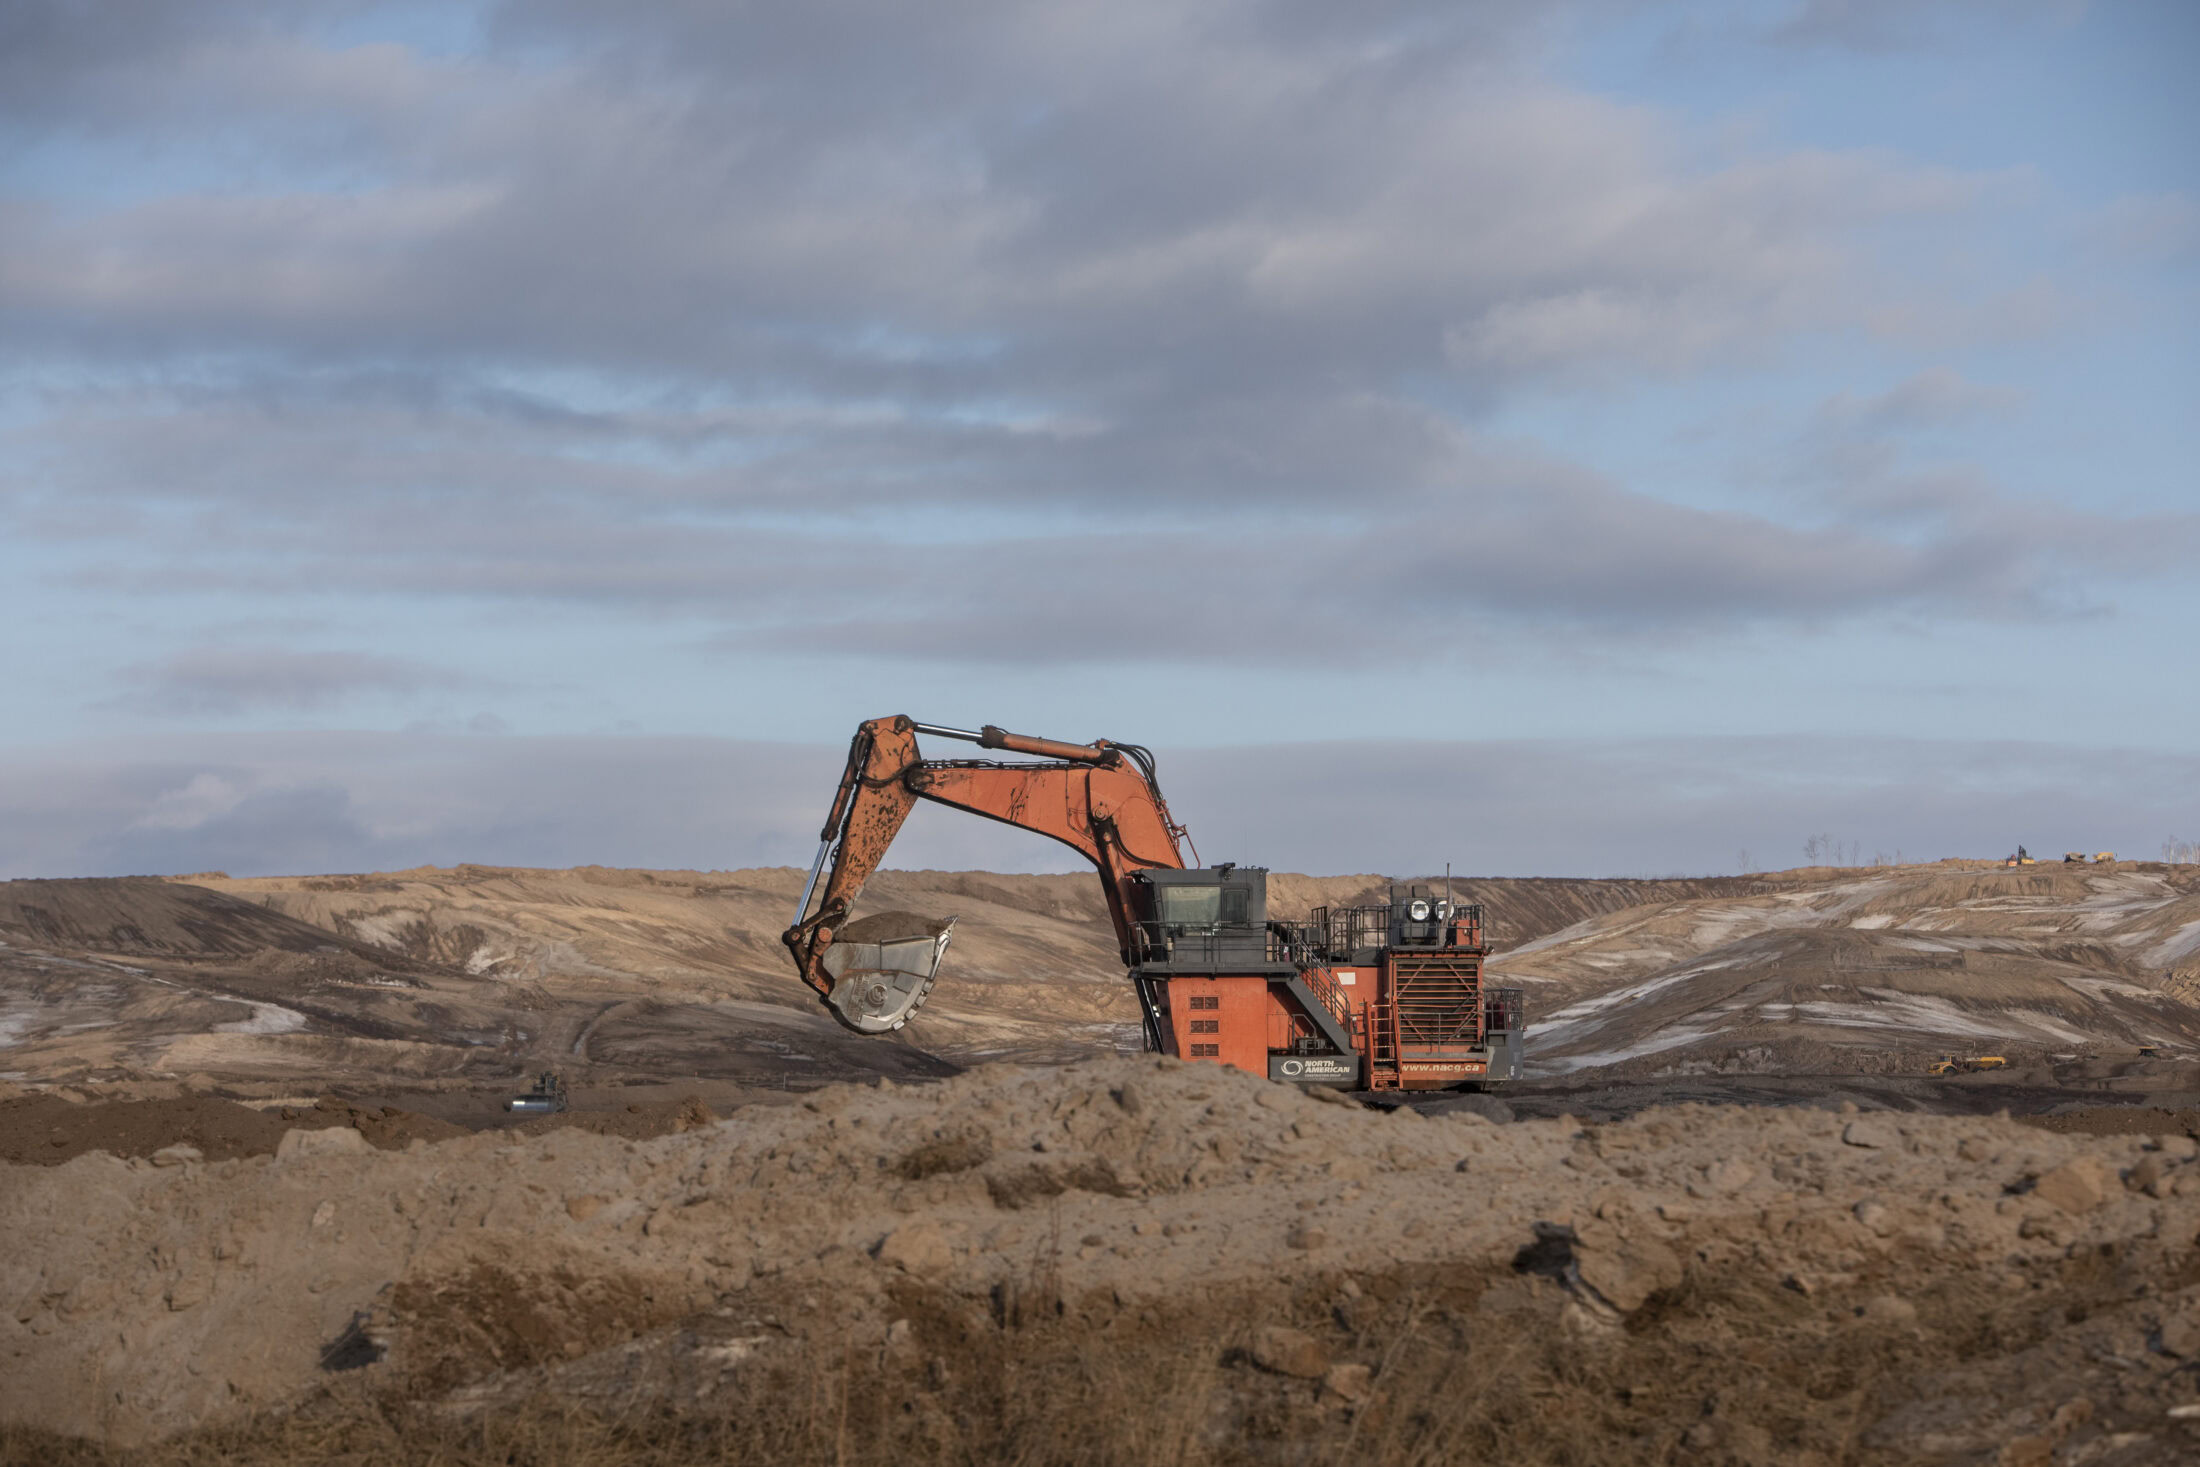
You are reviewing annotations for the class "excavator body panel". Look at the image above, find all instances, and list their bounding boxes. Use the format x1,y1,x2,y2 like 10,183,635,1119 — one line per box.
1129,869,1525,1090
1154,974,1274,1074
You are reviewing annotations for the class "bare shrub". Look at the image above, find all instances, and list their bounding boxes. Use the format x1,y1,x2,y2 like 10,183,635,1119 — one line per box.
894,1131,993,1180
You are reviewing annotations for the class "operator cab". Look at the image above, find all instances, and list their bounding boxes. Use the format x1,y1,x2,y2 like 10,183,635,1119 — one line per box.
1127,865,1284,972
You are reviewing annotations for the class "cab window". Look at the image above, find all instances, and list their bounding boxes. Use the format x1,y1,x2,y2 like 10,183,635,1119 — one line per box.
1158,886,1221,927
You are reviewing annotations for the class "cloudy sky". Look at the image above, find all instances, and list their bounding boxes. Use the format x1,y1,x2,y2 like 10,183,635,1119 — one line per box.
3,0,2194,879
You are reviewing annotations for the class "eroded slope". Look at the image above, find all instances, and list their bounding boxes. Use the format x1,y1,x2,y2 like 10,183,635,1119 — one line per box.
1496,864,2200,1075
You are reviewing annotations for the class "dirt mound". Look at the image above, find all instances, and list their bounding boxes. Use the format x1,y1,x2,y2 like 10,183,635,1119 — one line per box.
0,870,959,1093
6,1052,2199,1461
1414,874,1768,950
188,865,1138,1062
180,860,2200,1084
0,878,431,968
1496,864,2200,1075
507,1094,720,1142
837,910,954,943
2021,1105,2200,1137
13,1255,2197,1466
0,1094,469,1164
0,1094,304,1164
10,861,2200,1100
0,1091,750,1165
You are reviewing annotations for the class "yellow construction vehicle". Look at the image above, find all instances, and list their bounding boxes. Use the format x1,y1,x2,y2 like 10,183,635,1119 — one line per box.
1931,1055,2009,1075
2002,845,2036,867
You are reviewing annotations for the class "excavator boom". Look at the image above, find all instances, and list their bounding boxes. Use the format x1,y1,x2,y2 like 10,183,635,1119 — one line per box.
783,716,1188,1032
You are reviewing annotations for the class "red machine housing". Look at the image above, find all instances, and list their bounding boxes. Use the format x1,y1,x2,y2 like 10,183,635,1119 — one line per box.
1132,874,1522,1091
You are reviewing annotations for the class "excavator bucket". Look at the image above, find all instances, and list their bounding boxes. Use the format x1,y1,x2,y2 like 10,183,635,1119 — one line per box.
822,911,957,1033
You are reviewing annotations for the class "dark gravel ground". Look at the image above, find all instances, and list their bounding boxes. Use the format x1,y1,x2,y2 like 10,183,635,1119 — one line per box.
1400,1071,2200,1125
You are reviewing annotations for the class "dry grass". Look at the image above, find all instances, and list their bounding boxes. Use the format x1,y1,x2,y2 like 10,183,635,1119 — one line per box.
0,1246,2149,1467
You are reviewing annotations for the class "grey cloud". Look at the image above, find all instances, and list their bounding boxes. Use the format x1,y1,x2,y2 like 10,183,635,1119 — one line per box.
0,2,1991,390
16,379,2181,665
88,782,395,882
0,0,2161,668
0,2,2005,422
754,485,2036,662
0,734,857,880
1175,735,2199,878
1811,369,2026,434
2084,193,2200,266
2,730,2191,881
105,647,478,716
0,0,278,121
1772,372,2200,593
1768,0,2082,53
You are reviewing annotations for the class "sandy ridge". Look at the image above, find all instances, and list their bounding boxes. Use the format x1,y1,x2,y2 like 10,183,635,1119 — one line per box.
3,1054,2187,1445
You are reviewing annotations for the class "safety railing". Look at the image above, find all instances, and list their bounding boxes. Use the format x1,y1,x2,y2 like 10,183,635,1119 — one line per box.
1128,922,1282,969
1485,987,1526,1034
1297,963,1354,1030
1304,903,1485,958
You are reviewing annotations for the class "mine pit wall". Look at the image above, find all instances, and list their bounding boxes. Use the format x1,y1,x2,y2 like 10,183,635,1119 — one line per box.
4,1056,2198,1452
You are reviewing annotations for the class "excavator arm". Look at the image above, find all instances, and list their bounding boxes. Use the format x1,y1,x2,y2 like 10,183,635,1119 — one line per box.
782,715,1189,1033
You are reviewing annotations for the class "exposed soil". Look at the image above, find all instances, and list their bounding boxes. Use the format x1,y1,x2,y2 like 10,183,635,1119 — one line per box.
9,862,2198,1097
1463,1067,2200,1125
18,1069,2199,1171
7,1054,2200,1465
2020,1105,2200,1137
0,1089,753,1165
0,1094,352,1165
0,878,442,970
11,1249,2200,1467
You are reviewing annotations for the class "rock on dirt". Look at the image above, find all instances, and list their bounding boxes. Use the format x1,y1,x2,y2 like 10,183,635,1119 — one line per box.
2033,1156,2113,1214
2159,1307,2200,1358
1863,1295,1919,1327
875,1222,956,1277
1322,1361,1374,1402
1842,1116,1900,1149
1250,1325,1329,1379
1571,1228,1684,1314
276,1126,371,1161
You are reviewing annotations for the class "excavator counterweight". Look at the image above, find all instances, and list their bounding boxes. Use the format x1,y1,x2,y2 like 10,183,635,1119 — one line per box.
782,717,1526,1090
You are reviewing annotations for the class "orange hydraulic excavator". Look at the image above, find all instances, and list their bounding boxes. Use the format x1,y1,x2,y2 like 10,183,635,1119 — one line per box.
782,716,1525,1090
